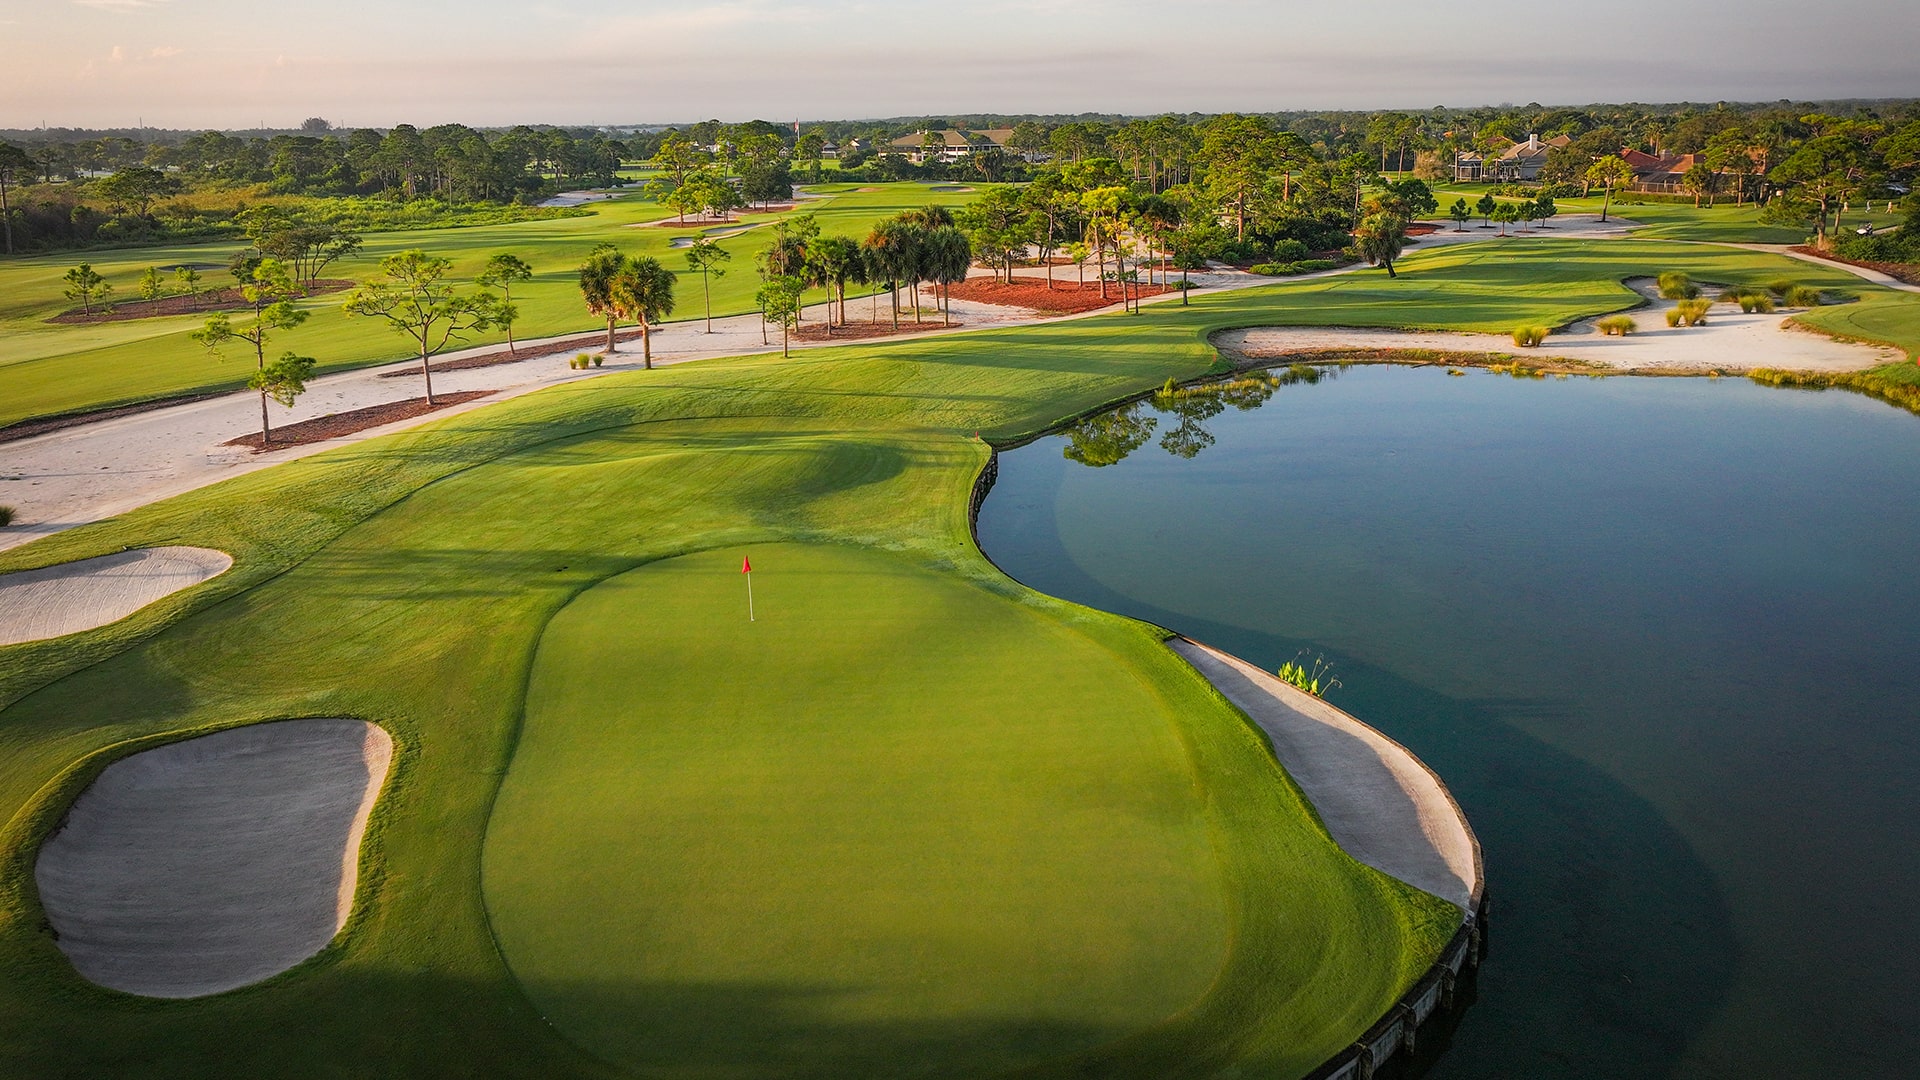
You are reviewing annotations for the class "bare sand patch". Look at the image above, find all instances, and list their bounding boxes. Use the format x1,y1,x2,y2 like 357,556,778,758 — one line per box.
1216,278,1901,375
0,547,232,646
1172,638,1481,912
34,718,393,998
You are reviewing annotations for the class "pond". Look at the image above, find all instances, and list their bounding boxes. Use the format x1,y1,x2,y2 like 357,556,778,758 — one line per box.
974,363,1920,1078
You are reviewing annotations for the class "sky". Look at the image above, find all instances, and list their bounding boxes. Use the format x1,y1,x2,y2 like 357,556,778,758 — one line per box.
2,0,1916,130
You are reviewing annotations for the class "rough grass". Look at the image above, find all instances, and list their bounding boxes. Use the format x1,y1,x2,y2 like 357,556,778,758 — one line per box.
0,182,983,429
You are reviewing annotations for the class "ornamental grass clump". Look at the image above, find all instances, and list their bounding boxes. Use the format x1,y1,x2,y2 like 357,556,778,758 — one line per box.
1738,294,1776,314
1511,326,1549,347
1766,278,1797,299
1277,653,1342,698
1597,315,1637,336
1784,285,1823,308
0,505,13,528
570,353,595,370
1671,299,1712,326
1657,271,1700,299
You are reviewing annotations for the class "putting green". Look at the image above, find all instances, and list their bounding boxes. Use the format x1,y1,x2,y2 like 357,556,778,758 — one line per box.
483,542,1229,1078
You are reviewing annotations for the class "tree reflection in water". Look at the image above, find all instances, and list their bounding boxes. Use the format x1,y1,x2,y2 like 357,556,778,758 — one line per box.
1059,364,1333,466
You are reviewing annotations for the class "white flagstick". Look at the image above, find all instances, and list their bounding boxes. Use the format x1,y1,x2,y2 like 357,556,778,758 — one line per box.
746,569,755,622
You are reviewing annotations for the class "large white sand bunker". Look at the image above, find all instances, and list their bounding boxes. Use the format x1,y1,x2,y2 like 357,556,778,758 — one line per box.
1172,638,1481,913
34,718,393,998
0,546,232,646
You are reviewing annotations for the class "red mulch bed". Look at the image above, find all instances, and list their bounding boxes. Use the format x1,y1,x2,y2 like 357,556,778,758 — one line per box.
943,278,1172,314
1406,222,1441,236
49,280,353,325
791,319,957,342
377,328,650,378
223,390,496,452
1790,246,1920,285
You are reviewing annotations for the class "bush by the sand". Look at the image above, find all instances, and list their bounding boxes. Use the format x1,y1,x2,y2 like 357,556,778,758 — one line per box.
1249,259,1341,277
570,353,593,370
1738,294,1776,314
1672,299,1712,326
1597,315,1637,336
1766,278,1797,299
0,505,13,528
1784,285,1824,308
1511,326,1549,347
1657,271,1700,299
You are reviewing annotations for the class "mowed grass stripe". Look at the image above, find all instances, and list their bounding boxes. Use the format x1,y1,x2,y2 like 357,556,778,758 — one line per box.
485,543,1229,1079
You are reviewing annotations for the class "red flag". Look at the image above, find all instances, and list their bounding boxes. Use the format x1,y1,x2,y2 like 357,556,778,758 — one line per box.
741,555,752,574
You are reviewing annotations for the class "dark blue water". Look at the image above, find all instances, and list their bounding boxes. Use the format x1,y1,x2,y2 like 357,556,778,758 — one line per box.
975,365,1920,1079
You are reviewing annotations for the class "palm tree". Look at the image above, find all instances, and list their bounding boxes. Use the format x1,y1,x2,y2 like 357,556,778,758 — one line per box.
579,246,627,353
922,226,972,327
863,219,918,331
1352,213,1409,277
609,257,676,369
807,235,862,329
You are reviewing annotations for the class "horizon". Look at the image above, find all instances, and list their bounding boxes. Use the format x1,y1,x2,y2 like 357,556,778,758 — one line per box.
2,0,1915,130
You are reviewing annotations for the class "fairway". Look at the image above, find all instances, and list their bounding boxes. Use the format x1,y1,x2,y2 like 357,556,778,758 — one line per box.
0,182,982,428
486,543,1227,1078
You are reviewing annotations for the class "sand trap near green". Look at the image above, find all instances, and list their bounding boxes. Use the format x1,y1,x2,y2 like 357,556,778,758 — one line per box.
0,546,231,646
34,718,391,998
482,542,1231,1079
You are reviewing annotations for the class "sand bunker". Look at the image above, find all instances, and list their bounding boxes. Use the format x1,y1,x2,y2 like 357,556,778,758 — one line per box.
0,547,232,646
1172,638,1481,912
34,718,393,998
1216,279,1901,374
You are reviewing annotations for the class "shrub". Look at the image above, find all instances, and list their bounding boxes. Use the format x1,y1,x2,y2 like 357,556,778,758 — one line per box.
570,353,593,370
1268,239,1311,263
0,505,13,528
1784,285,1823,308
1657,271,1699,299
592,355,604,367
1511,326,1548,347
1765,278,1797,298
1666,308,1684,327
1248,258,1341,276
1738,294,1776,314
1597,315,1637,336
1674,299,1712,326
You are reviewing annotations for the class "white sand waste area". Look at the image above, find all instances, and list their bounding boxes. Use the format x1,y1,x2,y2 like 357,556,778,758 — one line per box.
1216,278,1901,374
0,546,231,646
34,718,393,998
1172,638,1480,912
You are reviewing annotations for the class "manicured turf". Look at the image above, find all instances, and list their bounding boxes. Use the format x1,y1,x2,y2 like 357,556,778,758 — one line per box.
0,182,980,428
0,234,1914,1079
486,542,1234,1078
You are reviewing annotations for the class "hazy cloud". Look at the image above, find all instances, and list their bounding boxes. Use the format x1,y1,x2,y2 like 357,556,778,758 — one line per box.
70,0,172,10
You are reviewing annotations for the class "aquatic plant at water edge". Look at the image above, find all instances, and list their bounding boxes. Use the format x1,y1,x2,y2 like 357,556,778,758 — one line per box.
1277,653,1343,698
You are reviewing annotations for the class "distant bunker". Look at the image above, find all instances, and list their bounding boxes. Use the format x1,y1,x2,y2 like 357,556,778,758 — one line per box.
34,719,393,998
0,547,232,646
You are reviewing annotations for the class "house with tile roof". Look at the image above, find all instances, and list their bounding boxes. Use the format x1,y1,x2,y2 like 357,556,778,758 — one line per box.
1453,133,1571,183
